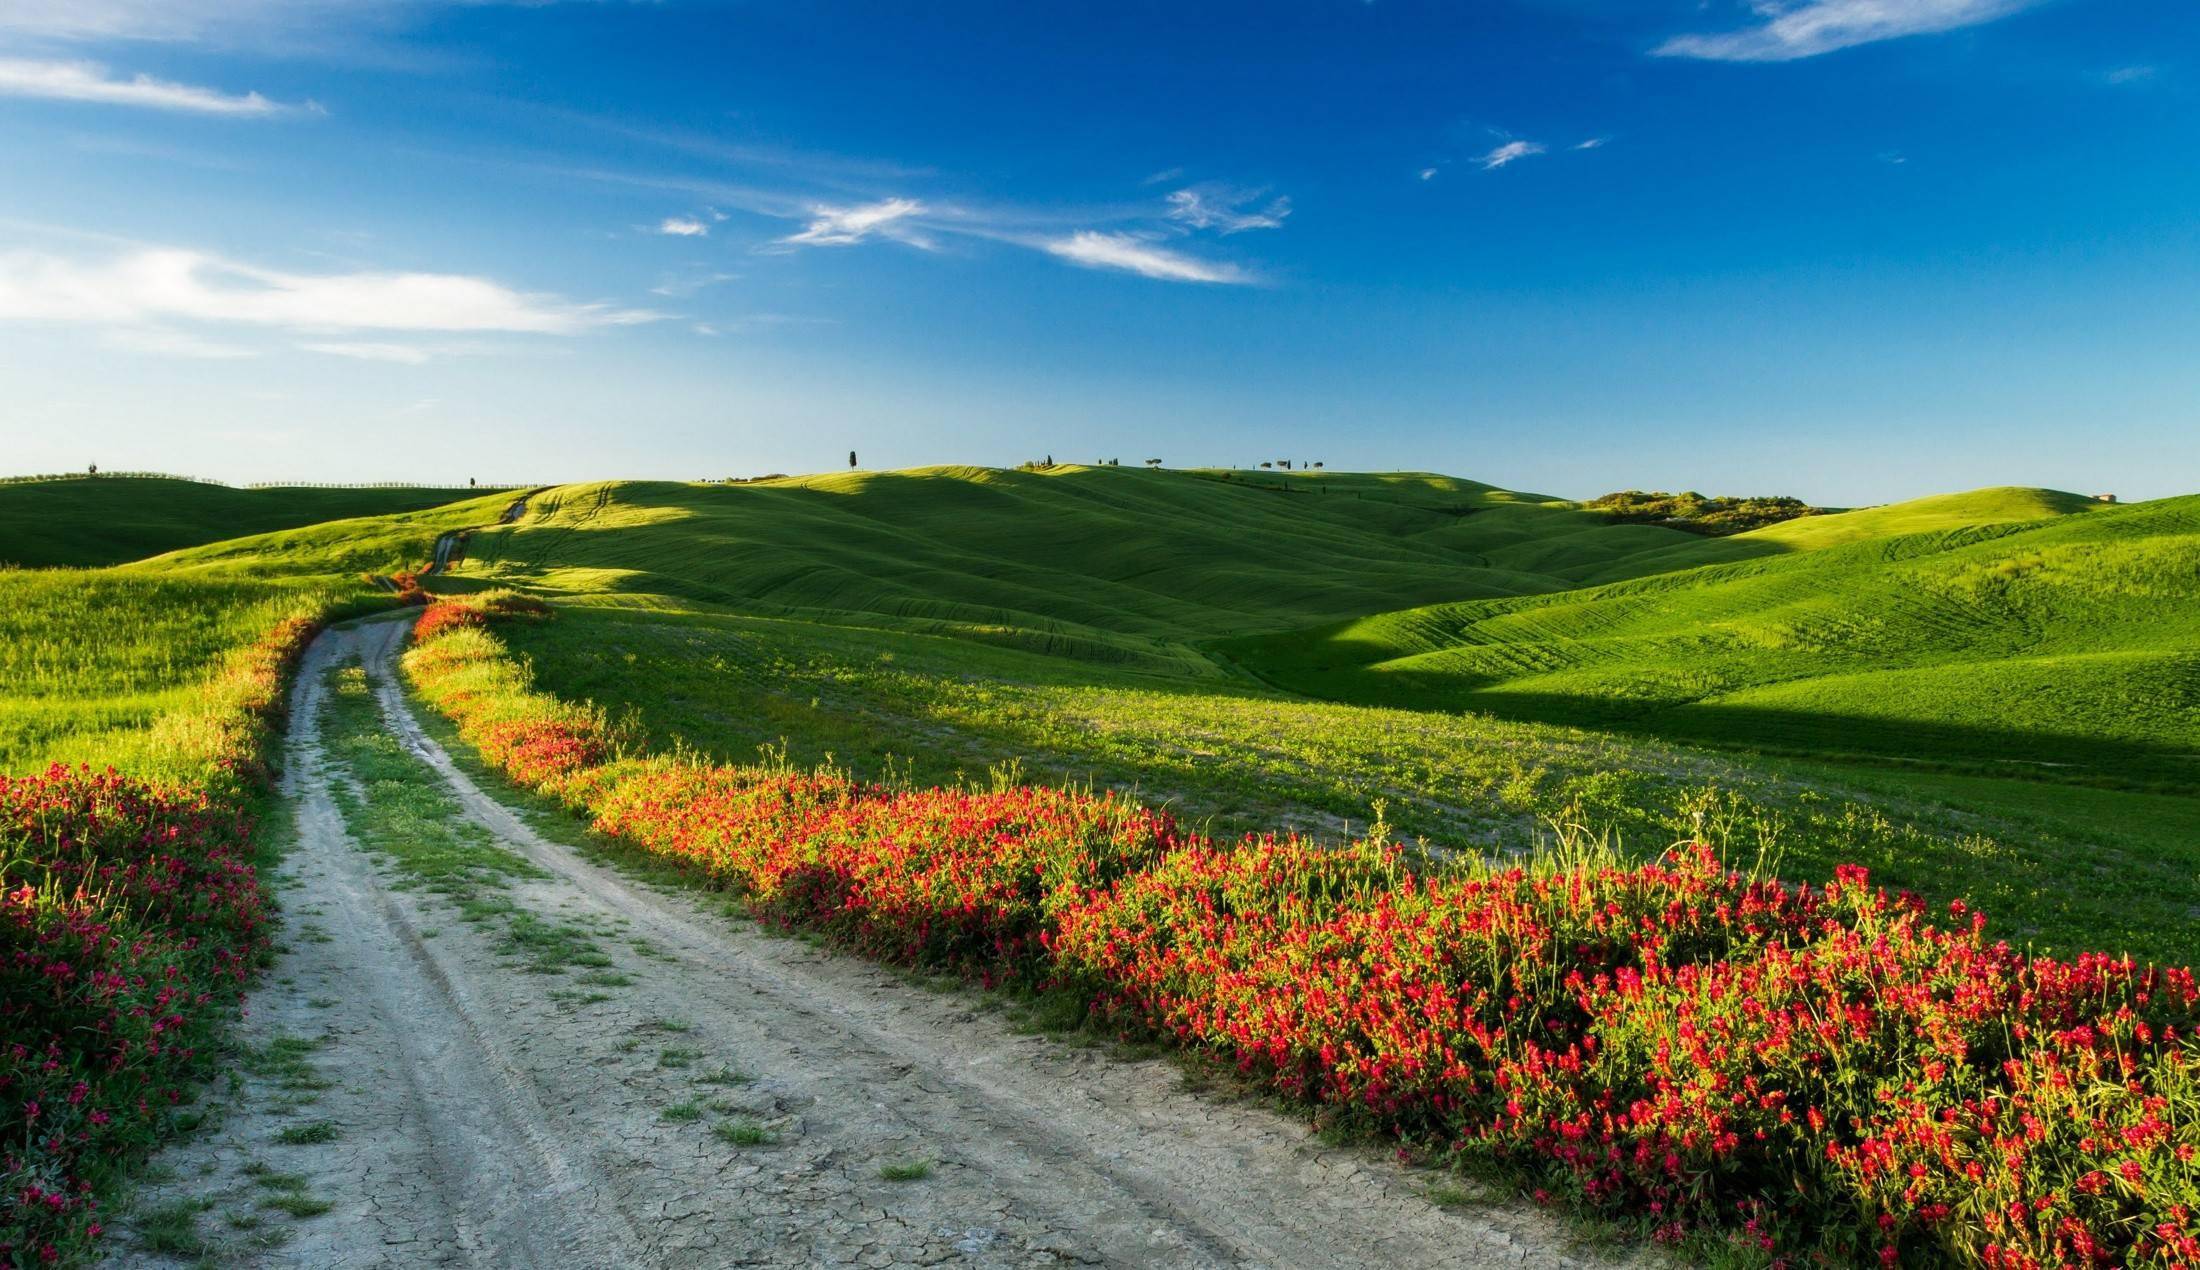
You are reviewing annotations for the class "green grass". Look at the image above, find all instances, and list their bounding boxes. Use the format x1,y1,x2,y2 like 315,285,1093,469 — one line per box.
0,476,497,568
877,1159,932,1181
14,463,2195,964
168,467,1768,673
273,1121,340,1146
146,486,543,584
713,1121,776,1146
491,597,2200,961
0,568,366,777
1227,490,2199,785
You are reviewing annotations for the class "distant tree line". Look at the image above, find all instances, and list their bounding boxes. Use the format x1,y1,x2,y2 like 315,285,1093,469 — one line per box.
244,481,527,490
0,470,226,486
1586,490,1826,536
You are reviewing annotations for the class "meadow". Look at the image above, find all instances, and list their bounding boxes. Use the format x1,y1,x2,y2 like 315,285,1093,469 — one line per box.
403,593,2200,1270
0,569,370,782
6,466,2198,1265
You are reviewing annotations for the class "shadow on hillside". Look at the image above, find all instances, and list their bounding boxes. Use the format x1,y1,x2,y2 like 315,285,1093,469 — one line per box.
1228,668,2200,793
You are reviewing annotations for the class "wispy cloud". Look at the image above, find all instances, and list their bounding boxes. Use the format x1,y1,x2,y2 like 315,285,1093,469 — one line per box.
1042,232,1251,285
780,198,932,248
1479,140,1546,170
101,327,258,359
1165,187,1290,234
0,57,303,115
2107,65,2157,85
0,246,661,337
1656,0,2041,63
1573,137,1609,151
656,216,709,237
297,340,435,364
649,268,739,298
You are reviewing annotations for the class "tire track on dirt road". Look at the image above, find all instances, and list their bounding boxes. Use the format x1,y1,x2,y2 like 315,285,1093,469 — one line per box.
118,615,1629,1269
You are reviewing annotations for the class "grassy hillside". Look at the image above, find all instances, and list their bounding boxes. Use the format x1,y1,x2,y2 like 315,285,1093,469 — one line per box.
0,477,494,567
143,466,1766,674
447,466,1761,651
1737,485,2102,549
98,463,2200,956
1227,488,2196,784
149,486,538,581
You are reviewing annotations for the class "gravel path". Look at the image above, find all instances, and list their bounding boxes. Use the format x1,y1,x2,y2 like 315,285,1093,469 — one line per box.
111,618,1629,1269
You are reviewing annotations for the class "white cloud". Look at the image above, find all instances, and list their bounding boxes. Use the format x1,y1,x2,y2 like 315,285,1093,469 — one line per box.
1656,0,2040,63
780,198,931,247
0,246,661,336
1418,167,1439,181
1573,137,1609,150
1041,232,1251,285
298,341,434,363
1479,140,1546,170
102,327,258,359
649,268,738,298
0,1,322,43
2107,65,2157,85
0,57,300,115
656,216,709,237
1165,187,1290,234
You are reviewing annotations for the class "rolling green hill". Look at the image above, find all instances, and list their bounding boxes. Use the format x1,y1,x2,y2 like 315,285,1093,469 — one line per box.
0,476,496,567
149,466,1762,672
95,464,2200,955
1225,488,2196,784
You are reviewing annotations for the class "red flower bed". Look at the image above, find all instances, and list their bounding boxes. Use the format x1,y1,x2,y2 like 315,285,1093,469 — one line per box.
1,613,322,1261
406,600,2200,1268
411,600,485,644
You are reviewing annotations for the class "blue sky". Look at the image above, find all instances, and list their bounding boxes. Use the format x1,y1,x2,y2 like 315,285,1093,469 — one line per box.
0,0,2193,503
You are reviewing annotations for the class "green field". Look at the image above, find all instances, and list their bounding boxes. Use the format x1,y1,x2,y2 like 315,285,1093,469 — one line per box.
0,569,363,781
11,465,2197,960
0,477,501,568
1227,488,2196,784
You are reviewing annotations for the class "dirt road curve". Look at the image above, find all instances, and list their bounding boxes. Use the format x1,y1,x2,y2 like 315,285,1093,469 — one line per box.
114,619,1625,1269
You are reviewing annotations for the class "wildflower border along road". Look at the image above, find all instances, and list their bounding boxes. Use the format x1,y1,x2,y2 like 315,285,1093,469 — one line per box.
0,615,324,1263
407,594,2200,1270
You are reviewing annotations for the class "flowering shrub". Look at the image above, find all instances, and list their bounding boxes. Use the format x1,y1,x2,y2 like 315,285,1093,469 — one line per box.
406,600,2200,1268
1,613,321,1261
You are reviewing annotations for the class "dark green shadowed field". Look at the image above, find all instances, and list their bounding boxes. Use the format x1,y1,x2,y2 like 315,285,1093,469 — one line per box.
0,476,500,568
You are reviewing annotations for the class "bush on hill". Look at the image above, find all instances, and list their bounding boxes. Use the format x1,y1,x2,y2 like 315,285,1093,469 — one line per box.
1587,490,1826,536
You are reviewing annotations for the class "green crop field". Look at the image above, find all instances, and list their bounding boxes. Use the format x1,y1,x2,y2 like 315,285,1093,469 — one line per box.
0,476,499,568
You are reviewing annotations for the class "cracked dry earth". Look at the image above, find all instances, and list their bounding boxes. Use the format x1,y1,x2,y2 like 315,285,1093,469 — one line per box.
113,618,1633,1270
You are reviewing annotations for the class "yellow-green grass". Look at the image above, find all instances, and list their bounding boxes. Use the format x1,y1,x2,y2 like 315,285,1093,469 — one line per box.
148,487,541,583
0,476,496,568
0,568,368,780
1736,485,2104,549
1227,491,2199,785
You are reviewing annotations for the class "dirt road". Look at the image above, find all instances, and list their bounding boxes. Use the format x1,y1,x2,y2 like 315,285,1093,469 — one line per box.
114,618,1624,1269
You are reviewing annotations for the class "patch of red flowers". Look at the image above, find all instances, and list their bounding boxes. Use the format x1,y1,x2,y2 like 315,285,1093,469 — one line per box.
1,614,320,1261
407,600,2200,1268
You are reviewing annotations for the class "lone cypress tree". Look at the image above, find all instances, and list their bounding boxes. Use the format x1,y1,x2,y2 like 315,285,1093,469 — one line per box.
849,450,857,469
